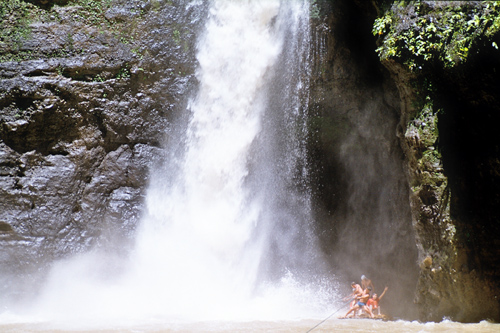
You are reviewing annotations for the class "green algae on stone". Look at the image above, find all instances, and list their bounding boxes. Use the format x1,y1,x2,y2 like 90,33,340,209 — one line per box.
0,0,135,63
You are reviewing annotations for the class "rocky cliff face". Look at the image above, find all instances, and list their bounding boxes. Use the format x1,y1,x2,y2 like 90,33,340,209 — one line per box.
376,1,500,322
308,0,419,320
0,0,204,302
309,0,500,322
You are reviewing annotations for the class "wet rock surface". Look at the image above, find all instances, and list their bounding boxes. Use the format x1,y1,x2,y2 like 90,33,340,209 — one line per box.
369,0,500,322
311,0,500,322
0,0,205,301
308,0,419,320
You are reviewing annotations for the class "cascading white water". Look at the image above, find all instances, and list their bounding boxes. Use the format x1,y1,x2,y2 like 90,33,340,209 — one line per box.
128,0,289,320
122,0,332,321
3,0,336,329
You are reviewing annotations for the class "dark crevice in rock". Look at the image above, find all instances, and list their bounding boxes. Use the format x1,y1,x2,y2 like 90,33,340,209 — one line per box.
0,105,79,155
0,222,14,233
25,0,69,9
43,83,72,100
24,70,52,77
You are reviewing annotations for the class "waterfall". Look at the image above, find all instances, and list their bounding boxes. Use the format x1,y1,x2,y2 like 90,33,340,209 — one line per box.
132,0,290,319
10,0,335,327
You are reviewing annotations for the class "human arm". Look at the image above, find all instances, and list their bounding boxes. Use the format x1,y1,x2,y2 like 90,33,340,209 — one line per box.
379,286,388,300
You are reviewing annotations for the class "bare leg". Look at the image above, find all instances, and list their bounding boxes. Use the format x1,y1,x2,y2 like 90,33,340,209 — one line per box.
363,305,375,318
342,305,359,318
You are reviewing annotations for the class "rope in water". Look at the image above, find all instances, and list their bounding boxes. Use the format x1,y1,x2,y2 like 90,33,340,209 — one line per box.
305,299,352,332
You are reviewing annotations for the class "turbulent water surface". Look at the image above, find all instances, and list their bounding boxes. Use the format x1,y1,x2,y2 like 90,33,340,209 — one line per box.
0,318,498,332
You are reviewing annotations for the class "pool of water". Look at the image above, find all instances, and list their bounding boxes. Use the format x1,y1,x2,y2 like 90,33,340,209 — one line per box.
0,318,497,332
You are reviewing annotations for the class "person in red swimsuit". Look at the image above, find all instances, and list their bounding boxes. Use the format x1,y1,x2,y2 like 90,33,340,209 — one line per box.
367,286,388,316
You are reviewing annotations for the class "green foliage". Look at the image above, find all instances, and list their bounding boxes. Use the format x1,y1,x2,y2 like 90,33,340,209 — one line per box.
372,11,392,36
0,0,40,57
94,73,105,82
415,99,439,147
310,0,320,20
173,29,181,45
373,1,500,71
407,99,447,192
116,65,130,79
70,0,113,26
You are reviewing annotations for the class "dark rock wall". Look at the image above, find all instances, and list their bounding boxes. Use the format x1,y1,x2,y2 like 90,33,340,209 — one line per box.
311,0,500,322
0,0,205,302
308,0,419,320
358,0,500,322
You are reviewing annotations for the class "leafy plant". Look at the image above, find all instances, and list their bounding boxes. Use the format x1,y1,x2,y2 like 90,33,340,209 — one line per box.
310,0,320,19
173,29,181,45
94,73,105,82
373,1,500,71
116,66,131,79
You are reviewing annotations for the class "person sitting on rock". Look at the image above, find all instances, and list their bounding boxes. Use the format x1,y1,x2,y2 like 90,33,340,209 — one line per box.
367,286,388,316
